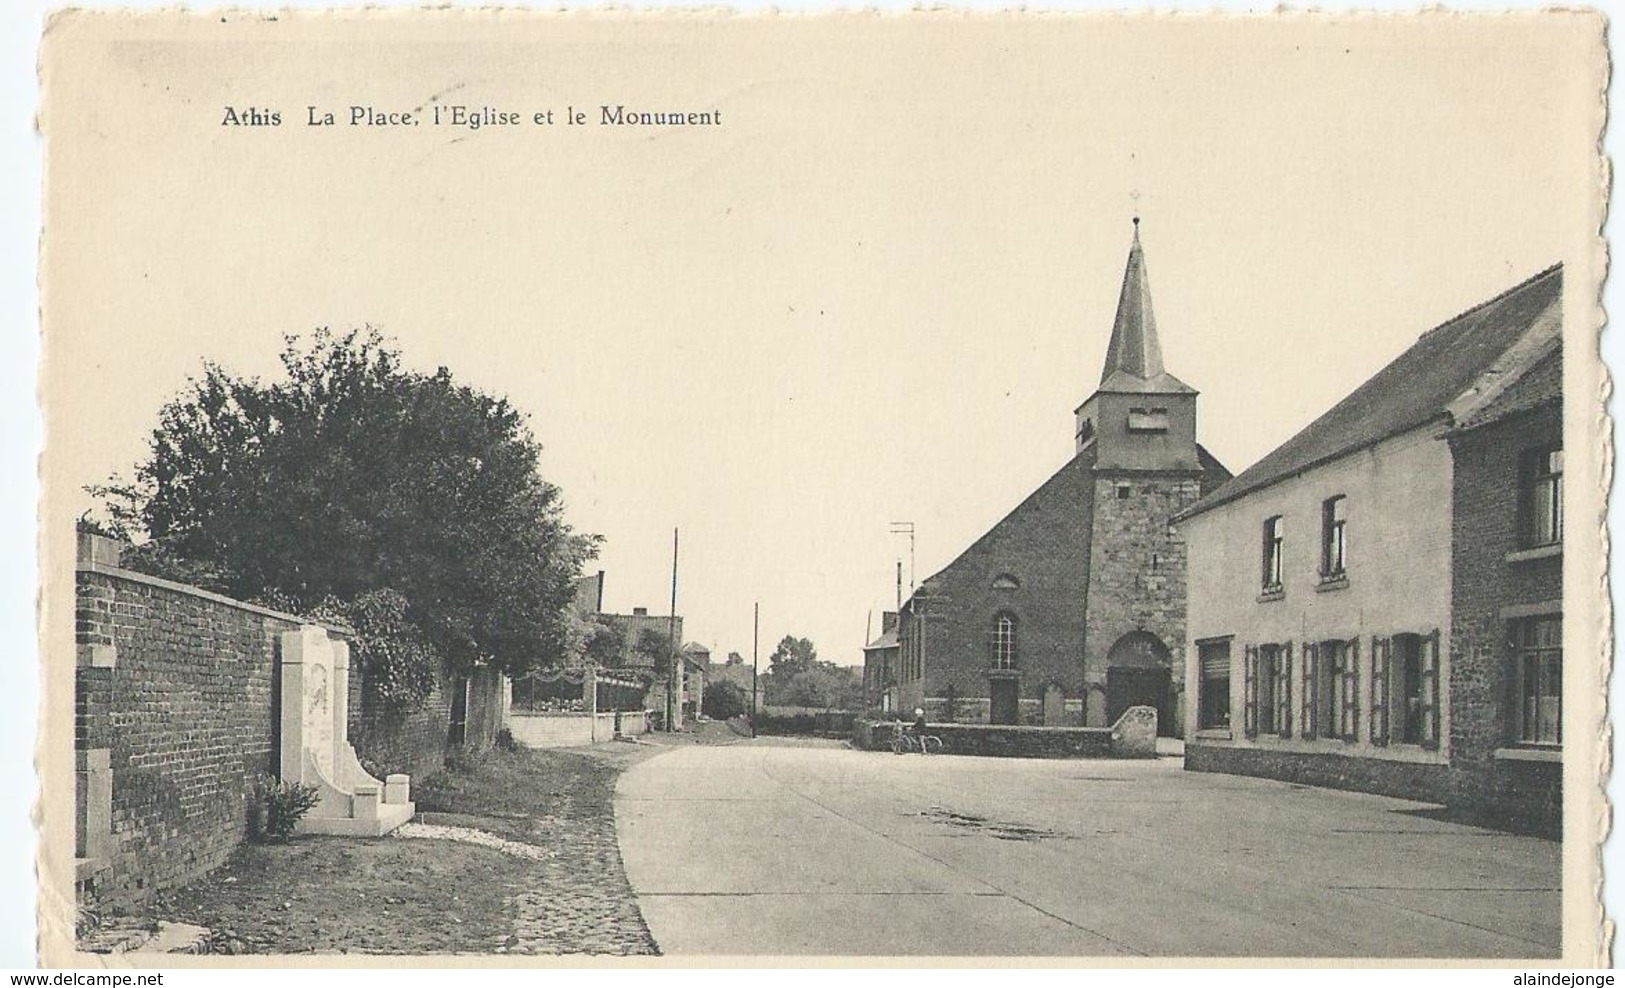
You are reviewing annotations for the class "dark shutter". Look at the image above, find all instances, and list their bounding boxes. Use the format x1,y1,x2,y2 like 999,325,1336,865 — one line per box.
1343,638,1360,742
1421,630,1441,750
1301,642,1318,740
1369,636,1390,746
1278,642,1294,738
1243,645,1258,738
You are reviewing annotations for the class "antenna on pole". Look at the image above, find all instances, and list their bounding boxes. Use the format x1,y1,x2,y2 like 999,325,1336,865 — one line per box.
889,521,916,593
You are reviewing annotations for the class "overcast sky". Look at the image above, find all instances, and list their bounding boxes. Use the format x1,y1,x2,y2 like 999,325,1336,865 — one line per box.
43,13,1600,668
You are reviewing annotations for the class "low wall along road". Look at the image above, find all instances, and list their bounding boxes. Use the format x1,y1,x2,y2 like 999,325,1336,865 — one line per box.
852,705,1158,758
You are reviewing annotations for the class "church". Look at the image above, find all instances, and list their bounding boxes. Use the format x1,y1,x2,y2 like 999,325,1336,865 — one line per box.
890,221,1230,734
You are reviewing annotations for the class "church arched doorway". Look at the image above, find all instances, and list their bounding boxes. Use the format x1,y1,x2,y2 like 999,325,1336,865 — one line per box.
1105,631,1174,737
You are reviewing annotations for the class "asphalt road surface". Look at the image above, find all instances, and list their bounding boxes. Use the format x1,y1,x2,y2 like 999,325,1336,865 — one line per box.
615,738,1561,959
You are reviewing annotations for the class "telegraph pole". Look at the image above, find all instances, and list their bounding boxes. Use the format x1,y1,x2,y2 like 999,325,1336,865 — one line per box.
889,521,916,593
751,601,760,739
666,527,680,732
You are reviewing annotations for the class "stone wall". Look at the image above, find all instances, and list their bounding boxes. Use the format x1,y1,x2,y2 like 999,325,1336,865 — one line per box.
1084,473,1204,727
1446,371,1562,838
1186,742,1451,805
853,706,1157,759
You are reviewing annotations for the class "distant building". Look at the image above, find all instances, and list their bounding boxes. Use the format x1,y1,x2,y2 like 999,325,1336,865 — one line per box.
894,221,1230,732
1180,264,1562,835
861,612,899,714
681,642,710,719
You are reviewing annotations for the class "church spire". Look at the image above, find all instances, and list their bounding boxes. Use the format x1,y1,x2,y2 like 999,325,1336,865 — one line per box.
1100,216,1165,384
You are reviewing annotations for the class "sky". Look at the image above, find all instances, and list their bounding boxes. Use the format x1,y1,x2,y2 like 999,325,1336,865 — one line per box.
41,14,1599,675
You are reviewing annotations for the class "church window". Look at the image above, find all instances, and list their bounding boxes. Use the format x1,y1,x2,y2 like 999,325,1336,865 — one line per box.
991,573,1021,590
991,613,1017,670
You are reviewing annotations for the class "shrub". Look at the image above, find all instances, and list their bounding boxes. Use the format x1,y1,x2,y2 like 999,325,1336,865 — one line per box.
702,681,749,721
495,727,519,752
249,775,322,842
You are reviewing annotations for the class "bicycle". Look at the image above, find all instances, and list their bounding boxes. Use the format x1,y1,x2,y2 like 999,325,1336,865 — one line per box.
889,722,943,755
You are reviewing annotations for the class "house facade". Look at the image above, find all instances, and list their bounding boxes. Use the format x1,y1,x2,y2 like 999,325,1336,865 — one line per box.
1180,265,1562,835
860,611,899,714
894,221,1230,732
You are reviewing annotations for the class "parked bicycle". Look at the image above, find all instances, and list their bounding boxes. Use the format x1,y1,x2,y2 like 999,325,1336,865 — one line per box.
889,721,943,755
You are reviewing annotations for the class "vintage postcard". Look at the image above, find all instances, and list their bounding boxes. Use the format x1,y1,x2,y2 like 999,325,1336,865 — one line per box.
36,9,1610,968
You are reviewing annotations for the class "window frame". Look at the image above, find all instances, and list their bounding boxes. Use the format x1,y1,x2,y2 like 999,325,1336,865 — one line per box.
1320,495,1348,580
1520,447,1564,549
990,612,1018,671
1197,638,1232,731
1261,516,1285,592
1511,614,1562,747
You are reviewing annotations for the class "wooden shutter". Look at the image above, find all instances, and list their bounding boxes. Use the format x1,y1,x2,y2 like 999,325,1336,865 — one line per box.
1300,642,1318,740
1278,642,1294,738
1421,629,1441,749
1243,645,1258,738
1369,636,1390,746
1342,638,1360,741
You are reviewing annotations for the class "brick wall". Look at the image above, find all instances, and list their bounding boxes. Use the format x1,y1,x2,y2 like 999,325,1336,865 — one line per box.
1446,370,1562,837
75,567,301,904
346,663,454,780
901,452,1099,723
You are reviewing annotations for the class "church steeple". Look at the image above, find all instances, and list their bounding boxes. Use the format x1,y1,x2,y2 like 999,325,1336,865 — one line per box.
1073,218,1200,467
1097,219,1193,395
1101,218,1164,383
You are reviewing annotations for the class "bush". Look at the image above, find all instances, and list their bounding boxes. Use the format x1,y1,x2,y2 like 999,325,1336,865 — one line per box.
495,727,519,752
249,775,322,842
702,681,749,721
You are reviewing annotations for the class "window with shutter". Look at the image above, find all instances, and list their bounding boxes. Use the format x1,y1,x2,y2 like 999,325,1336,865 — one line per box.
1369,636,1390,746
1421,630,1441,749
1300,642,1319,740
1243,645,1258,738
1278,642,1294,738
1342,638,1360,741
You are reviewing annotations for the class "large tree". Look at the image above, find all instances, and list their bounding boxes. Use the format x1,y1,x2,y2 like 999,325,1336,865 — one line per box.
94,328,598,683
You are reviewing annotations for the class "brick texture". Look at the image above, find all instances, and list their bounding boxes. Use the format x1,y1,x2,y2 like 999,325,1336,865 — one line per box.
74,565,462,905
75,571,291,905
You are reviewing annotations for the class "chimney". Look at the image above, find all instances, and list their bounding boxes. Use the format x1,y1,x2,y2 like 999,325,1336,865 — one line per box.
632,607,648,617
881,611,898,634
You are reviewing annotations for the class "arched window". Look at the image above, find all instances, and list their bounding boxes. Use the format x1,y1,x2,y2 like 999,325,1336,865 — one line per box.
991,613,1018,670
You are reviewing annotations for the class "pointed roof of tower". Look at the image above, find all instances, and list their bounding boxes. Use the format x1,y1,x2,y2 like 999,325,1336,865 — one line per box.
1097,219,1195,395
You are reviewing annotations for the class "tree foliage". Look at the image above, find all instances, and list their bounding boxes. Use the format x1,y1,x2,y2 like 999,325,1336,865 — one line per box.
701,680,749,721
93,328,598,682
759,635,861,709
766,636,818,681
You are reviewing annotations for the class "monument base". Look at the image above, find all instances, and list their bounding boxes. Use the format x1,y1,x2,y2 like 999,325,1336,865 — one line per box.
297,800,416,837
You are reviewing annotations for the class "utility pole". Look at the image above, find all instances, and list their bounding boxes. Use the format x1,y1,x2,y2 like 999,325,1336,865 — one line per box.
889,521,916,593
751,601,760,739
666,527,680,732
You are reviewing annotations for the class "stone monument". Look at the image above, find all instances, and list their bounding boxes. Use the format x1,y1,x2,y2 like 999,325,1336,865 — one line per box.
279,625,414,835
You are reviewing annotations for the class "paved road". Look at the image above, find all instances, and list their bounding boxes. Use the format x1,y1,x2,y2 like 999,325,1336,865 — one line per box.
615,739,1561,959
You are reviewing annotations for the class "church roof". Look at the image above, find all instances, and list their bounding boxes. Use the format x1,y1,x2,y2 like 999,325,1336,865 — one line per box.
1181,263,1562,521
1098,220,1196,396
